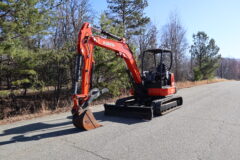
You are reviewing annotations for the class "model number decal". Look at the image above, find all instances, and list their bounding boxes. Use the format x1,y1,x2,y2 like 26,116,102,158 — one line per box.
103,41,115,47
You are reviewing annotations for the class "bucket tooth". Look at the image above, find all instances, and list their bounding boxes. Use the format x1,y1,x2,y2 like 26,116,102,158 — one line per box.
72,109,102,130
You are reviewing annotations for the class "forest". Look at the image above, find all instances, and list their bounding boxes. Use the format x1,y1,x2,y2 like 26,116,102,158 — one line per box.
0,0,239,120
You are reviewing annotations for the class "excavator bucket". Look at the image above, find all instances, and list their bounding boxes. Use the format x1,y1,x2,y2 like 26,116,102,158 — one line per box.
72,109,102,131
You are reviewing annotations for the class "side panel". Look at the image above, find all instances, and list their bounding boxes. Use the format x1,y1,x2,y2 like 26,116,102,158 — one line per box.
146,73,177,96
147,87,176,96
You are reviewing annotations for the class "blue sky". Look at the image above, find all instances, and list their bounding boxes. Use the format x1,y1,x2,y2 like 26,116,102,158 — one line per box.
90,0,240,58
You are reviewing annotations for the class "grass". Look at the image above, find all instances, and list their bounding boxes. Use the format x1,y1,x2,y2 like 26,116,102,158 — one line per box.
0,90,10,97
0,106,71,125
0,78,229,125
176,78,228,89
0,86,58,98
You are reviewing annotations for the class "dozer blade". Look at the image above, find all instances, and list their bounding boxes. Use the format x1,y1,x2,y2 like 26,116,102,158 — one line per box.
72,109,102,131
104,104,153,120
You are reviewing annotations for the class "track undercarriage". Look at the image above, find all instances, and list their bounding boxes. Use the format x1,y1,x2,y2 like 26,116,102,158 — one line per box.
104,95,183,120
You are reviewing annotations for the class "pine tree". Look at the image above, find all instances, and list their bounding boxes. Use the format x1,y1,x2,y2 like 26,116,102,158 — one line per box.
106,0,150,39
190,32,221,80
0,0,53,50
0,0,53,92
93,14,131,96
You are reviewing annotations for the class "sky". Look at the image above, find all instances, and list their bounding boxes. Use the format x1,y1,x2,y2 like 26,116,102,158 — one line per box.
90,0,240,58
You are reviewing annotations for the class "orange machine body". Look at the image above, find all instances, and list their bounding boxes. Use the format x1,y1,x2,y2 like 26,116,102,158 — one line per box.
73,22,176,111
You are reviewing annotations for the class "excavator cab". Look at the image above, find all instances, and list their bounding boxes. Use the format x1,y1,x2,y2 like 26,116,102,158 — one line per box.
141,49,173,88
104,49,182,120
139,49,177,97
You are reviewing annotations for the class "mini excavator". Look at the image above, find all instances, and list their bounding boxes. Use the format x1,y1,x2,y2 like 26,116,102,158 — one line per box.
71,22,183,130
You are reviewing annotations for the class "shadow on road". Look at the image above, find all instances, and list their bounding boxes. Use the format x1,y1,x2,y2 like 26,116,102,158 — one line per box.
0,127,81,146
1,121,73,136
67,110,146,125
0,120,81,146
94,110,145,124
0,110,144,146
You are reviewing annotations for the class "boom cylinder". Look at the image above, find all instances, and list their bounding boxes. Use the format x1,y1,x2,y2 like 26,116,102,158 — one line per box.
73,55,82,94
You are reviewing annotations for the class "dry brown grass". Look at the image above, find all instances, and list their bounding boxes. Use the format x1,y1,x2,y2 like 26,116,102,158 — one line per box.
0,106,71,125
176,78,228,89
0,78,229,125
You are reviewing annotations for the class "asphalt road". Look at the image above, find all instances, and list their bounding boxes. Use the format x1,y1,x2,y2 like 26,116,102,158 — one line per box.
1,81,240,160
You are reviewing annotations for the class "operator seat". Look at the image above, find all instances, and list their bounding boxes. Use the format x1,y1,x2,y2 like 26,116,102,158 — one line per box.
155,63,170,86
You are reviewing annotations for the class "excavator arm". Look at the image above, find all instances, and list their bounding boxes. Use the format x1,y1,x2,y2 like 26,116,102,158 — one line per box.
72,22,142,130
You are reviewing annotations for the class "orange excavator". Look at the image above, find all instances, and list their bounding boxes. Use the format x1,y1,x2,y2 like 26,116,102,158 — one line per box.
71,22,183,130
